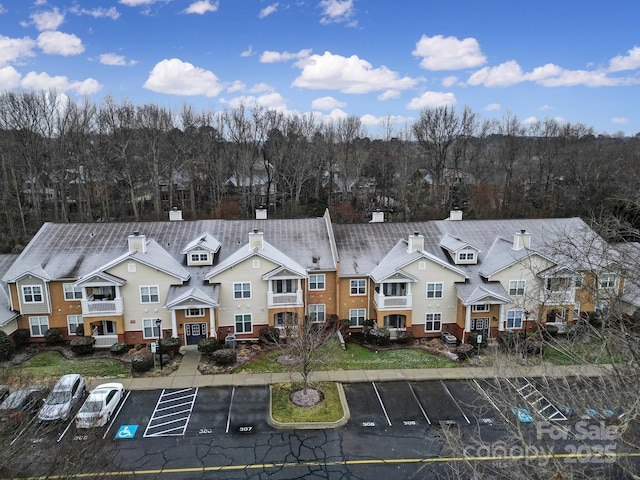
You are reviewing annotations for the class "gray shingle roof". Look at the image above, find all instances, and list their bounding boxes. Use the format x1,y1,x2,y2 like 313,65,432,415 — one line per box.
0,254,19,326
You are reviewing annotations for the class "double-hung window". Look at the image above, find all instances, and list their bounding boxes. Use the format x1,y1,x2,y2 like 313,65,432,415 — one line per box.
29,316,49,336
309,274,326,290
599,273,617,289
22,285,43,303
509,280,526,296
63,284,83,300
426,282,443,299
349,309,366,327
235,314,252,333
233,282,251,299
67,315,83,334
425,313,442,332
143,318,160,339
309,304,326,323
506,310,523,329
140,286,159,303
350,279,366,295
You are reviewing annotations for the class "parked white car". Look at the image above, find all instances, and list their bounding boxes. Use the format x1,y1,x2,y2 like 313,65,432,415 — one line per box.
75,383,125,428
38,374,86,422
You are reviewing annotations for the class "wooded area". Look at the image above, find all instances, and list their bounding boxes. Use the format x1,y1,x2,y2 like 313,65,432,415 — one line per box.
1,90,639,253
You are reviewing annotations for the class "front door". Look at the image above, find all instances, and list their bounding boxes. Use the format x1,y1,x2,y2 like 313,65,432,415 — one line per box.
471,317,489,336
185,323,208,345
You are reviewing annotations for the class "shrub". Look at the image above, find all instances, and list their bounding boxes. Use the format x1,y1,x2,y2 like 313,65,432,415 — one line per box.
499,330,525,352
211,348,237,365
525,335,545,355
394,330,415,344
0,330,15,361
75,324,85,337
365,327,390,346
110,342,128,355
13,329,30,348
160,337,181,356
44,328,62,345
259,327,280,344
467,331,488,348
455,343,474,360
197,337,221,354
69,336,96,355
131,348,154,373
542,324,559,340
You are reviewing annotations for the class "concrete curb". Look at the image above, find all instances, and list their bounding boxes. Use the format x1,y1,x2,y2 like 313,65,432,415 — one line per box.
267,382,350,430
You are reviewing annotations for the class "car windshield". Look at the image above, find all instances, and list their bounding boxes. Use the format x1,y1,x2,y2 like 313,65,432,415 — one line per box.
79,400,102,413
46,390,71,405
0,391,29,410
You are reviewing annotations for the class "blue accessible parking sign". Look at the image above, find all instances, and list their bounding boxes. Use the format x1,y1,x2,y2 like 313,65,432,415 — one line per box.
116,425,138,439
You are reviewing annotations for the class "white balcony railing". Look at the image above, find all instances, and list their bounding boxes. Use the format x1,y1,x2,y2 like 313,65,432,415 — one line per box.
373,291,412,309
81,298,124,316
540,289,575,305
267,291,303,307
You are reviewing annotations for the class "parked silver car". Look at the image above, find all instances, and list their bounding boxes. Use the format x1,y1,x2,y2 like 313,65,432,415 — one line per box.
75,383,125,428
38,374,86,421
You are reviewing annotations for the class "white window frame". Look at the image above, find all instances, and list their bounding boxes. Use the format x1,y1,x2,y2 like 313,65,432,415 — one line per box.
67,315,83,334
63,283,83,300
29,316,49,337
509,280,526,296
235,314,252,334
190,252,209,263
273,279,295,294
426,282,443,299
471,304,490,312
350,279,366,296
142,318,160,339
309,274,326,291
185,308,205,318
233,282,252,299
458,251,475,261
599,273,617,289
506,310,523,329
349,308,366,327
309,304,326,323
22,285,43,304
425,313,442,332
140,285,159,304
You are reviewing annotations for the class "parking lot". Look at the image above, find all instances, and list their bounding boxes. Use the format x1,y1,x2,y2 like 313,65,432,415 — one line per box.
3,376,626,447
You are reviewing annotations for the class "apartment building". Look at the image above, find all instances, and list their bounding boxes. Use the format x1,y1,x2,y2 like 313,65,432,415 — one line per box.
0,210,627,346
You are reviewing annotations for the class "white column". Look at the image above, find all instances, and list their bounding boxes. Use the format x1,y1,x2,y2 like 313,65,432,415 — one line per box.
499,304,505,331
171,309,178,338
464,305,471,332
210,307,216,338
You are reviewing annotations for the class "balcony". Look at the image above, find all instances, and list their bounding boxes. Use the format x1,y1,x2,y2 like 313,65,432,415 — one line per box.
267,291,303,308
539,289,575,305
374,291,412,309
81,298,124,316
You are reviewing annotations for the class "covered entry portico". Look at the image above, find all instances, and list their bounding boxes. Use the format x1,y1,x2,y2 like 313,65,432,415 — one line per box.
166,285,220,346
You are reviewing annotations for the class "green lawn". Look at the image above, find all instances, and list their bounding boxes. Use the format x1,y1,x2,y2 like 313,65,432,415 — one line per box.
237,340,458,374
544,342,624,366
271,382,344,423
5,351,130,382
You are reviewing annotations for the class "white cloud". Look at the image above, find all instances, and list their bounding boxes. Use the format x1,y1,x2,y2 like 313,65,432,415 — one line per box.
612,117,629,124
38,31,84,56
609,46,640,72
311,96,346,110
227,80,245,93
259,3,278,18
377,89,400,101
240,45,255,57
0,5,7,14
442,76,458,87
0,35,36,66
319,0,355,25
21,71,101,95
31,8,65,31
360,113,414,128
222,91,288,111
99,53,138,66
413,35,486,71
249,83,273,93
69,6,120,20
484,103,501,111
539,104,553,111
143,58,224,97
0,65,22,88
522,116,538,125
184,0,219,15
260,49,311,63
406,91,457,110
467,60,525,87
292,51,419,94
119,0,165,6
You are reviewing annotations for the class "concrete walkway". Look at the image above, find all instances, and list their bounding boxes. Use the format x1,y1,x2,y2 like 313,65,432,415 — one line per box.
87,346,610,390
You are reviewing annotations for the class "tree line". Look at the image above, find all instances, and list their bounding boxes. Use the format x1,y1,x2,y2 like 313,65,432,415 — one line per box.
1,90,639,252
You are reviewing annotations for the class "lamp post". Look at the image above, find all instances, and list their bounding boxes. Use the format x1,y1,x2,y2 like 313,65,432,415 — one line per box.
155,318,163,370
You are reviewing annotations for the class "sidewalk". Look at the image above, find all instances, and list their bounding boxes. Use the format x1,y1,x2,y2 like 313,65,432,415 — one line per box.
87,347,610,391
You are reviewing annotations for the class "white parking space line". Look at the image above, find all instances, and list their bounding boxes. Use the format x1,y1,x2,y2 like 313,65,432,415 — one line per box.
408,382,431,425
441,381,471,424
473,379,510,425
104,390,131,439
225,387,235,434
143,388,198,438
10,416,38,446
372,382,392,427
56,418,74,443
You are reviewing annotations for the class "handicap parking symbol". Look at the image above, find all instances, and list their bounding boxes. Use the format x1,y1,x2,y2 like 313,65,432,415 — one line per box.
116,425,138,439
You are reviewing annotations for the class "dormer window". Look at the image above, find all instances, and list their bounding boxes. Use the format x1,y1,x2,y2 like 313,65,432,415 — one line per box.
456,249,477,264
190,252,209,263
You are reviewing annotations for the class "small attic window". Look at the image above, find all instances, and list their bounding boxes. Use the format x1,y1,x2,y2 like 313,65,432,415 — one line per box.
456,250,477,264
190,252,209,263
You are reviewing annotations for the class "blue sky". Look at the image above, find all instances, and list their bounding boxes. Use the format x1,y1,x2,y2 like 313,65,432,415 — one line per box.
1,0,639,136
